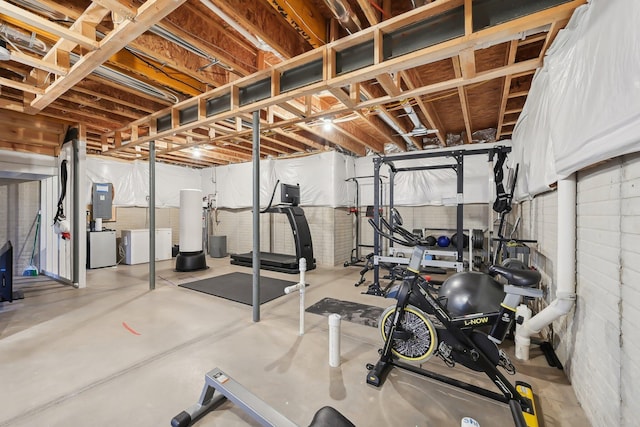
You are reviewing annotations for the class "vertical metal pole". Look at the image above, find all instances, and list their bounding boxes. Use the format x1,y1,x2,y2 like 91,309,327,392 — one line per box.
149,140,156,290
72,129,87,288
372,158,381,287
72,139,80,286
456,153,464,264
252,111,261,322
389,169,395,248
488,152,495,264
354,178,360,261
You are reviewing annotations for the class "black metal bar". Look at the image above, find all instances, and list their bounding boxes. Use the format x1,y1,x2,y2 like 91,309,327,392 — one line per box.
377,146,511,163
394,164,456,172
456,153,464,263
372,158,381,289
252,111,260,322
149,140,156,290
392,361,509,403
389,169,395,249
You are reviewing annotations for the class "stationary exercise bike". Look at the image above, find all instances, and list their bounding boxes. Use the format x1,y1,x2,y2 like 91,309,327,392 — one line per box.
365,209,543,427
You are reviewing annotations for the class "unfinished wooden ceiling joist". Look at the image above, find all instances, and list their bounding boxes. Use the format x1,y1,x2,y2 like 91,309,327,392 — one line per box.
0,0,585,168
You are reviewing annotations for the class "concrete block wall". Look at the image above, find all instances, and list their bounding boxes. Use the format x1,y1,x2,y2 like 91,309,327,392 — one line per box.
334,208,354,265
0,180,41,275
103,203,493,269
620,154,640,427
103,207,179,262
573,158,624,426
516,192,558,329
211,206,349,267
514,152,640,427
359,204,490,256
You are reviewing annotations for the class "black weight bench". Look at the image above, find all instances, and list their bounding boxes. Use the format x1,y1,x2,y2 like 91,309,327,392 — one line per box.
171,367,354,427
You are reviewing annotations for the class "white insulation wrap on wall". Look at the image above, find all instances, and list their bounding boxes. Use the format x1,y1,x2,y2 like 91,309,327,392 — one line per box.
85,144,508,209
353,142,511,207
179,189,202,252
512,0,640,198
200,151,354,208
85,157,201,207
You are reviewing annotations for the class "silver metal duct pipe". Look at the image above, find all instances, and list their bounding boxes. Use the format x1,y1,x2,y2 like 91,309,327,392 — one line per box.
0,23,48,54
7,0,71,22
148,25,234,71
411,0,433,8
199,0,283,59
67,52,180,103
323,0,362,34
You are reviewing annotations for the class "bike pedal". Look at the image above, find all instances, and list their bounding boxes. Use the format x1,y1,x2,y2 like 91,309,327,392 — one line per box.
499,349,516,375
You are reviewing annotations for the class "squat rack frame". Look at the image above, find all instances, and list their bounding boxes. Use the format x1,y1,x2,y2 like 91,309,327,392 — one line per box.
368,145,512,295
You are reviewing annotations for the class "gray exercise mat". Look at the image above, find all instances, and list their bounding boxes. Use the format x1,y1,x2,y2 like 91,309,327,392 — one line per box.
306,297,384,328
179,272,296,305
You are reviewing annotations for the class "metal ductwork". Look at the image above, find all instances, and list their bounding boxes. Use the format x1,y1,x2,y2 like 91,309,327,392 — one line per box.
411,0,434,8
323,0,362,34
0,23,48,54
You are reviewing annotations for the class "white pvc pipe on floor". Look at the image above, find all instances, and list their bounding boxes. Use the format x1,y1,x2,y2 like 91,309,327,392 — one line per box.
515,174,577,360
284,258,307,336
328,314,341,367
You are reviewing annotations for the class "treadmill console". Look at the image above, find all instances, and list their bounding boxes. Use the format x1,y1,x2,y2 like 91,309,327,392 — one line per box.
281,183,300,206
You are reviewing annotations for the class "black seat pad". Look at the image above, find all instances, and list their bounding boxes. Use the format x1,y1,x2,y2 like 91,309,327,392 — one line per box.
308,406,355,427
489,265,541,287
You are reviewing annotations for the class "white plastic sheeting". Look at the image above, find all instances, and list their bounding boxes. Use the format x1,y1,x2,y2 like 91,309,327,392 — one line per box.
512,0,640,197
85,157,201,207
200,151,353,208
353,142,511,207
85,144,508,209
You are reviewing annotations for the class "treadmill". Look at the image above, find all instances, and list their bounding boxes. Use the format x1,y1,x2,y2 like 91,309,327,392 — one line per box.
230,183,316,274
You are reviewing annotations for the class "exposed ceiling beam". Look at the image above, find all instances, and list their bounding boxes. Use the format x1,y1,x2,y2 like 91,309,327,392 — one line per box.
452,56,472,144
357,0,381,26
26,0,188,113
399,70,446,146
496,40,519,140
0,0,100,50
207,0,310,59
264,0,327,48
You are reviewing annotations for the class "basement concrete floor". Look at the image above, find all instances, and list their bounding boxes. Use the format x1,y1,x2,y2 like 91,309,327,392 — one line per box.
0,257,590,427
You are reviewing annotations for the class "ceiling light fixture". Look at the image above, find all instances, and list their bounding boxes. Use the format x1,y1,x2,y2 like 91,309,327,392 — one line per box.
321,117,333,131
0,40,10,61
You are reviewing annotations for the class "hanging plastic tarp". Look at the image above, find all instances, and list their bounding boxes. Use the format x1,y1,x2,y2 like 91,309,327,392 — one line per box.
354,142,511,207
200,151,354,208
512,0,640,198
85,157,201,207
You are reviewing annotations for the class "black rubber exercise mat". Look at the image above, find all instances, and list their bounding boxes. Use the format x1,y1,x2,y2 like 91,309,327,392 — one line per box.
306,297,384,328
179,272,296,305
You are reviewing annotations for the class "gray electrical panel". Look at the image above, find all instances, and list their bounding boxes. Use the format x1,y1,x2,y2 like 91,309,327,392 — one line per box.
92,183,113,219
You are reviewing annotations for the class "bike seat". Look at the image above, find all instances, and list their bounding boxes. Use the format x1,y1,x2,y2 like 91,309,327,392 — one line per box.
308,406,355,427
489,265,541,287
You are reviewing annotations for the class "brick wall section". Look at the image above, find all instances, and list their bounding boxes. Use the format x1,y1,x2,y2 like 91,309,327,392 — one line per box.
620,153,640,426
514,153,640,427
573,158,623,427
0,180,40,275
105,207,177,258
359,205,490,257
334,208,354,265
101,203,500,270
517,192,558,335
